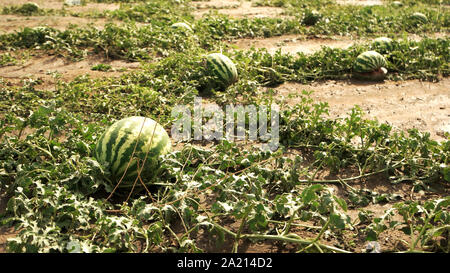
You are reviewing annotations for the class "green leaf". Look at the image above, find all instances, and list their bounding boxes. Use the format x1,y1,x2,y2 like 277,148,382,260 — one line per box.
330,212,346,230
301,184,323,203
332,195,348,212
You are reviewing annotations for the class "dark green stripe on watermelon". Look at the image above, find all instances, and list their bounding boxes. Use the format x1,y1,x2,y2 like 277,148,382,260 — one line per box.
111,129,137,177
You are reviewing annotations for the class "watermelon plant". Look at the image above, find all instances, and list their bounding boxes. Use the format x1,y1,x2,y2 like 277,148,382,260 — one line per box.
94,116,172,191
17,2,40,15
302,10,322,26
0,0,449,254
2,2,42,16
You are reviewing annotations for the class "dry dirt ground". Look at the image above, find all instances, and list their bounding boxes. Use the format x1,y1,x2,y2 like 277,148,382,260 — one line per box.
230,33,449,55
0,51,141,87
0,15,115,33
0,0,120,12
0,1,122,33
273,79,450,141
193,0,286,19
0,0,448,253
230,34,359,55
336,0,383,5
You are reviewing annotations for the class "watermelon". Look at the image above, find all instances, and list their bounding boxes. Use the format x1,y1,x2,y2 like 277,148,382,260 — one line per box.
353,51,388,81
95,116,171,187
410,12,428,25
205,53,238,91
372,37,394,53
391,1,403,7
170,22,193,32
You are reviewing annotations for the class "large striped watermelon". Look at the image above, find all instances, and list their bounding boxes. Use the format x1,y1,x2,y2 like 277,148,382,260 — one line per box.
372,37,394,53
95,116,171,188
205,53,238,91
410,12,428,25
353,51,388,81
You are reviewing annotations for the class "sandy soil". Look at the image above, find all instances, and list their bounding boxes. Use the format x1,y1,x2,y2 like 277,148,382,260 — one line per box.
272,79,450,141
193,0,286,19
230,33,449,55
0,0,120,12
0,15,116,33
407,33,449,41
230,34,359,55
0,52,141,86
336,0,384,5
63,3,120,13
0,0,122,33
0,0,64,10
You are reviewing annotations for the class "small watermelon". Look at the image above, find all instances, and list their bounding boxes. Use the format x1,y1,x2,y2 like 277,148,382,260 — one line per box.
353,51,388,81
170,22,193,32
95,116,171,188
205,53,238,91
372,37,394,53
410,12,428,25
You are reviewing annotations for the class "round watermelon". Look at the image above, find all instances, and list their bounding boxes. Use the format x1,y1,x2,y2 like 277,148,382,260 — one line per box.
353,51,388,81
171,22,193,32
372,37,394,53
410,12,428,25
95,116,172,187
205,53,238,91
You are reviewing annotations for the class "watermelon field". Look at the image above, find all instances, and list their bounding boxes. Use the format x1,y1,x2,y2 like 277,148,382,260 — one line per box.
0,0,449,254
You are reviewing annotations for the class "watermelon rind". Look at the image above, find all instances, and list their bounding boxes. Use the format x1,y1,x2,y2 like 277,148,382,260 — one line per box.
353,67,387,82
410,12,428,25
372,37,394,53
205,53,238,91
353,51,387,73
95,116,171,187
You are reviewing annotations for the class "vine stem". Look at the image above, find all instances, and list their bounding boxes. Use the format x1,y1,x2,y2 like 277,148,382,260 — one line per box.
241,234,351,253
269,219,322,230
297,159,404,184
410,206,437,252
313,218,330,243
232,204,253,253
209,221,349,253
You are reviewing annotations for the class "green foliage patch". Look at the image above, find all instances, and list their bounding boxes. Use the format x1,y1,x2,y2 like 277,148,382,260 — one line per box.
0,0,449,253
